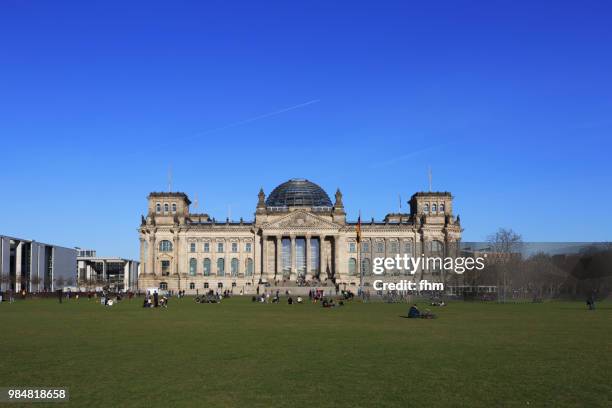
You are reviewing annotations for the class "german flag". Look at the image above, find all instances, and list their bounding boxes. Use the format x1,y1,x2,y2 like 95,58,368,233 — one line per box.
356,211,362,243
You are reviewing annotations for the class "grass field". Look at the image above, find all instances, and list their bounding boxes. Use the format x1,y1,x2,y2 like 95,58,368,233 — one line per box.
1,297,610,407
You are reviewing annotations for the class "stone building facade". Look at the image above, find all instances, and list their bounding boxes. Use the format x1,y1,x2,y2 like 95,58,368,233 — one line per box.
137,179,462,293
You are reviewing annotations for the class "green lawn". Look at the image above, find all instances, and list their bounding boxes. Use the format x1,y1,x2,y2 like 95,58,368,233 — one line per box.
1,297,610,407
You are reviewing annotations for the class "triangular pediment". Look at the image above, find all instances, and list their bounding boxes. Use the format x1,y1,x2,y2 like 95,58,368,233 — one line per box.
262,210,340,231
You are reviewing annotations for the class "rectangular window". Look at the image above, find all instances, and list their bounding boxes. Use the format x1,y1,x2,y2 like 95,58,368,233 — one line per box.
203,243,210,252
349,242,356,253
217,242,224,253
161,260,170,276
376,242,384,253
231,242,238,253
245,243,252,252
362,242,370,253
190,243,196,253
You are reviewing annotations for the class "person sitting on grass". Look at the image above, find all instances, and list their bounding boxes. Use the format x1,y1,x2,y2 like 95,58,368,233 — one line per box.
586,297,595,310
408,304,421,318
287,296,293,305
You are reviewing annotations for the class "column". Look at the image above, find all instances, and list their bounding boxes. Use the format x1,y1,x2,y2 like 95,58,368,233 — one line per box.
173,235,180,275
123,261,130,291
275,235,282,281
261,234,267,282
305,234,312,281
319,236,325,279
139,238,145,274
102,260,107,283
333,236,340,282
290,234,296,280
148,235,156,275
16,241,23,290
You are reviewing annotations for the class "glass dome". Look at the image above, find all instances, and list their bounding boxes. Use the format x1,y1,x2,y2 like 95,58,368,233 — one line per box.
265,179,332,208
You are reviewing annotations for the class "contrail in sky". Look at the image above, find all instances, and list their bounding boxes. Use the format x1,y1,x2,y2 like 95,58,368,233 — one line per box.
191,99,321,139
369,143,450,168
128,99,320,157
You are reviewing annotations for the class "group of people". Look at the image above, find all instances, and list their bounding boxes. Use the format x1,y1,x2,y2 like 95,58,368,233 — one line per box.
321,298,344,308
143,291,168,308
252,290,307,305
100,291,123,307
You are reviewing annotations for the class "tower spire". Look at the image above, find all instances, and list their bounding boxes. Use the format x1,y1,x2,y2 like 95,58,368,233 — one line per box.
428,166,432,192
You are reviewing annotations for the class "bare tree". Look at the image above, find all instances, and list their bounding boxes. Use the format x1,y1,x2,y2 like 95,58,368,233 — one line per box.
30,275,42,293
54,276,65,291
0,275,9,291
487,228,523,302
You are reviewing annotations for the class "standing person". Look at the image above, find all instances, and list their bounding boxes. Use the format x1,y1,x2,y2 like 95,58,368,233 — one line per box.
57,289,63,304
153,291,159,307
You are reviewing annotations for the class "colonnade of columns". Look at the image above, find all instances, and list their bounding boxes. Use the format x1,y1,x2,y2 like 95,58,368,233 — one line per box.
261,234,340,282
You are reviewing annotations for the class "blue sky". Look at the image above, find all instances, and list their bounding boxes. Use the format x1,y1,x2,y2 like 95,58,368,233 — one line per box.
1,1,611,259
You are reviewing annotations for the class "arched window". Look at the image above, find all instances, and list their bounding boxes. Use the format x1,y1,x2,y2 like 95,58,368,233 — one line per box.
189,282,195,290
432,204,437,213
159,282,168,290
203,258,211,276
231,258,239,276
348,258,357,275
439,203,445,213
164,203,169,213
189,258,197,276
159,240,173,252
424,204,429,214
361,258,371,276
156,203,161,213
217,258,225,276
172,203,177,213
246,258,254,276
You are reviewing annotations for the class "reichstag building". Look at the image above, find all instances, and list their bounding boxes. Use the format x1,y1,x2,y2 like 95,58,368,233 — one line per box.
138,179,462,292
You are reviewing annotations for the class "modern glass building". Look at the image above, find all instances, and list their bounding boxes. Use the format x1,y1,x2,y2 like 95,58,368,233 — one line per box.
0,235,77,293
